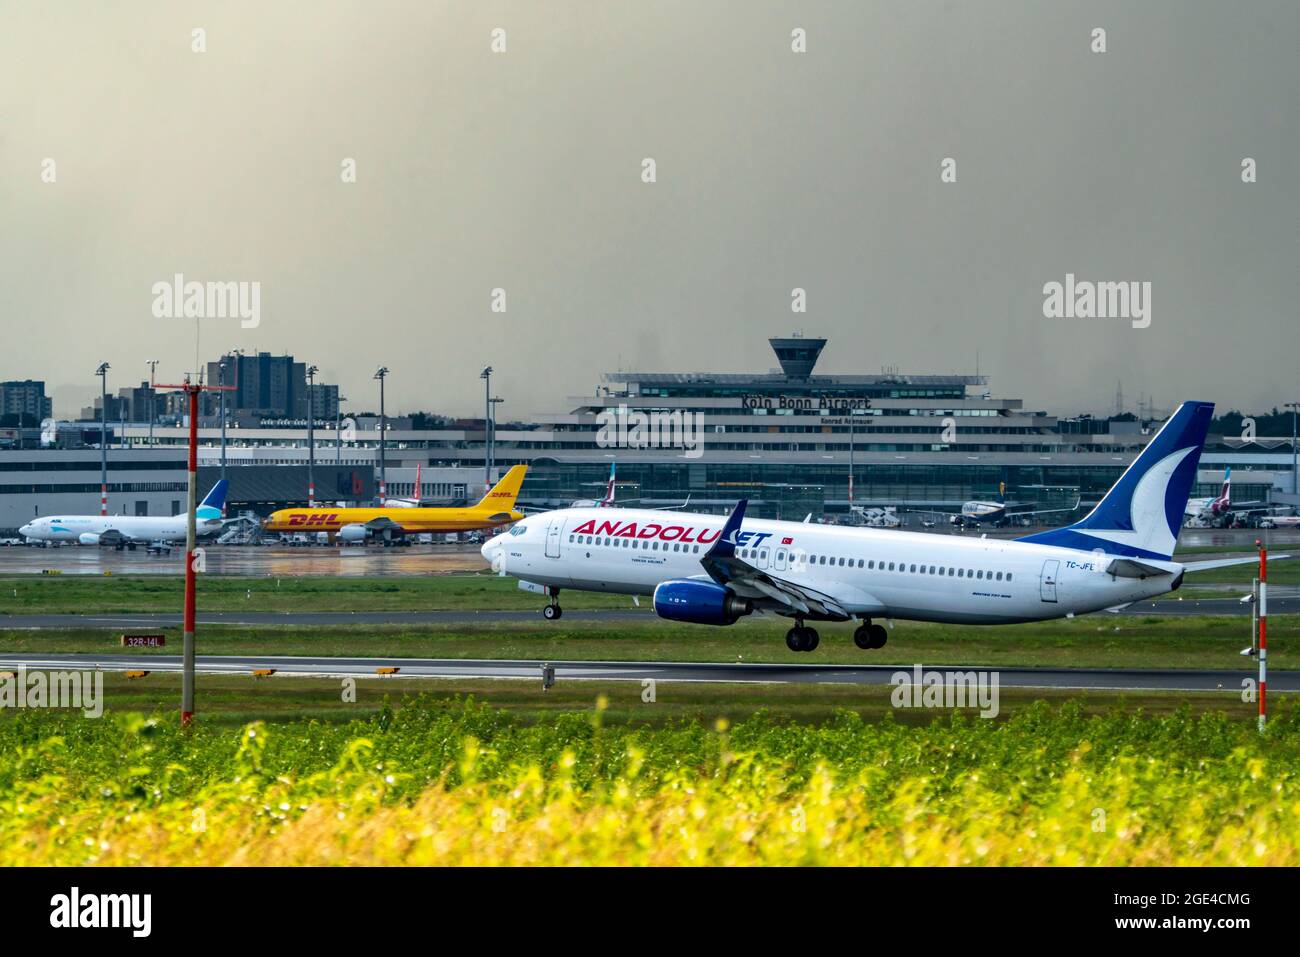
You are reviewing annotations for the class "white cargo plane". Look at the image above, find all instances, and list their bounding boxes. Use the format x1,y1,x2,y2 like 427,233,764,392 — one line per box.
19,480,229,549
483,402,1280,652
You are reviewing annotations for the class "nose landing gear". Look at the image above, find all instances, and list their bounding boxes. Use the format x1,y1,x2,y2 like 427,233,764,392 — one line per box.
542,590,563,621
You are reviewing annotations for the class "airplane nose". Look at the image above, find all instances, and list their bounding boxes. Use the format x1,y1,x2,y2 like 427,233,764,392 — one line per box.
481,534,506,569
19,524,31,537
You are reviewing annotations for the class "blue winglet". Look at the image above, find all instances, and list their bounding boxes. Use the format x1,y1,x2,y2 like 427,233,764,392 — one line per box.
708,499,748,560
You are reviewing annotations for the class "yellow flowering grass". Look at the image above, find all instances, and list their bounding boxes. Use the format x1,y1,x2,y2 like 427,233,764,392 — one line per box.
2,699,1299,865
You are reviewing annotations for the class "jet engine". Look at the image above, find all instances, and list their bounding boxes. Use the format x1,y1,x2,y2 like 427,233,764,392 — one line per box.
652,579,753,626
78,532,101,546
338,524,369,544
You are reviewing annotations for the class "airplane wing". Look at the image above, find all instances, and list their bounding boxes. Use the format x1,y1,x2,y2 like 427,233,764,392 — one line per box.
698,500,852,620
1008,496,1083,518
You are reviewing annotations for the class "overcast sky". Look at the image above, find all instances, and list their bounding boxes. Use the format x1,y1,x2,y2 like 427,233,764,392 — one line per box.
2,1,1296,421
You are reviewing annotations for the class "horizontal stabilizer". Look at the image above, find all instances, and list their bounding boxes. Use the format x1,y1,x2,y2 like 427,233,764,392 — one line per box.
1105,558,1175,579
1182,554,1290,573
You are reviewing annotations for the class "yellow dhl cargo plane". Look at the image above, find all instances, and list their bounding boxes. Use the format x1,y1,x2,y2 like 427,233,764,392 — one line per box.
265,465,527,543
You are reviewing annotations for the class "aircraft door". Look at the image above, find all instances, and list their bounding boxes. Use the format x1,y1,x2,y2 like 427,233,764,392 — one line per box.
774,547,788,571
1039,559,1059,602
545,518,563,559
757,546,770,570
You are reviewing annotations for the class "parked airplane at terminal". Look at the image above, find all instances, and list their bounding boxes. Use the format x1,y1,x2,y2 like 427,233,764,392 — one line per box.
571,464,617,508
19,480,229,549
383,464,424,508
1183,468,1271,526
265,465,527,543
567,463,690,511
913,482,1081,528
483,402,1281,651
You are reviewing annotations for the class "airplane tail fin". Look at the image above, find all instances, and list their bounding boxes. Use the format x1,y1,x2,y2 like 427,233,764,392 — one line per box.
1018,401,1214,560
198,479,229,516
476,465,527,511
601,463,616,506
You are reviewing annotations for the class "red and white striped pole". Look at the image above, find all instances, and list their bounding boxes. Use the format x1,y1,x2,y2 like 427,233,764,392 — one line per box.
308,480,315,508
1258,539,1268,733
100,485,108,516
182,384,199,729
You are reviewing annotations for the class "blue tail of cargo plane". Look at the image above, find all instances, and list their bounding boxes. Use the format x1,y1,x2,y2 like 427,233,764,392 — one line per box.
197,479,229,519
1018,401,1213,561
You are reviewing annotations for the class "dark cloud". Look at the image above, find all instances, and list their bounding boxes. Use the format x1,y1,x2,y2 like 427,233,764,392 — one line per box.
2,1,1296,421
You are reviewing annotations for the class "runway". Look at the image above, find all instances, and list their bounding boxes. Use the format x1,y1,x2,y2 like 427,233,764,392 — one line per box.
2,594,1298,630
0,651,1290,692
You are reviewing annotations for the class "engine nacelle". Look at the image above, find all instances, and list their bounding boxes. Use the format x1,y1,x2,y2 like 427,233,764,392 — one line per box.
652,579,753,626
338,524,368,544
78,532,101,546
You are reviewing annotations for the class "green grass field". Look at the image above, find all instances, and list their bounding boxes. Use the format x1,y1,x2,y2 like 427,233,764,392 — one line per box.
0,612,1289,670
34,671,1284,728
0,572,627,614
1,564,1296,616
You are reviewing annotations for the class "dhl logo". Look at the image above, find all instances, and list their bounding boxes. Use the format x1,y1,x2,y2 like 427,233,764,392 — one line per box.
287,513,339,527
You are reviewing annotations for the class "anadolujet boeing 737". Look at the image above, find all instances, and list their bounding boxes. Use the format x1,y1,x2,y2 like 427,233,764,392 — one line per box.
483,401,1284,652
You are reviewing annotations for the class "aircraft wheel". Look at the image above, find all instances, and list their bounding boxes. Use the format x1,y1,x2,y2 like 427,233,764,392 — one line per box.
804,628,820,652
785,627,805,652
543,604,562,621
868,624,888,649
854,624,874,650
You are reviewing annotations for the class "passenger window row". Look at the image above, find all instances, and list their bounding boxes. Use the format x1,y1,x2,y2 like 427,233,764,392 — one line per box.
569,534,702,554
738,547,1014,583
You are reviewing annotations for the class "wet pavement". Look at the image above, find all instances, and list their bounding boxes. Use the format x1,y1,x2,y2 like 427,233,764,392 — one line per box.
0,544,487,577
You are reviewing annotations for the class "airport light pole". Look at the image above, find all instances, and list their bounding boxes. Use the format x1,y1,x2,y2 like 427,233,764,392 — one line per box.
218,357,226,482
848,418,855,509
1287,402,1299,495
152,368,235,729
96,362,110,515
374,367,389,504
480,366,492,493
146,359,159,448
306,365,318,506
490,395,504,486
336,395,348,464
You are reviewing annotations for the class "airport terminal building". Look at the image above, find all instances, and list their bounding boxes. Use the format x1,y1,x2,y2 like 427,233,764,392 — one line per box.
0,337,1292,530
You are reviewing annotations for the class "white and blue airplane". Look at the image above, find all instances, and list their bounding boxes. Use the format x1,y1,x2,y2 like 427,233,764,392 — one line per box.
483,401,1276,651
19,480,229,550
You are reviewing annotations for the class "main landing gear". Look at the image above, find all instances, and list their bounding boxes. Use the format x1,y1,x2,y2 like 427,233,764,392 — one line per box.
785,621,820,652
853,620,888,650
542,590,563,620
